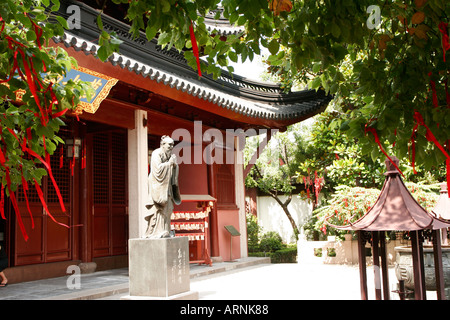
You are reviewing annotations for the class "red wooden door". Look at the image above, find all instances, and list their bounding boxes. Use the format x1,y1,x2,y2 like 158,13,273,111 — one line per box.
92,130,128,258
15,136,73,266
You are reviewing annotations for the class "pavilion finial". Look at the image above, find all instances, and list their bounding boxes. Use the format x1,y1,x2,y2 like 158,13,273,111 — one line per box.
384,156,400,175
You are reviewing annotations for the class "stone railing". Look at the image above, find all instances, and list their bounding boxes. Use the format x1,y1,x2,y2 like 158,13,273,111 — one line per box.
297,235,406,266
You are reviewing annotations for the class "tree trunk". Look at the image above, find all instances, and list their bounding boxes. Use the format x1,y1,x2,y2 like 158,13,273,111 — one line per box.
270,193,300,241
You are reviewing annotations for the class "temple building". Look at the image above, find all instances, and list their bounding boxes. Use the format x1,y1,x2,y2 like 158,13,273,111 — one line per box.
0,0,331,282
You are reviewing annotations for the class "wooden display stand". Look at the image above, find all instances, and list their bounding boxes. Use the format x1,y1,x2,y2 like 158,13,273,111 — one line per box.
171,195,215,266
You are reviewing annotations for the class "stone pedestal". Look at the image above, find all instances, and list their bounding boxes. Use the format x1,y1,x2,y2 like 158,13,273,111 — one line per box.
78,262,97,274
125,237,197,300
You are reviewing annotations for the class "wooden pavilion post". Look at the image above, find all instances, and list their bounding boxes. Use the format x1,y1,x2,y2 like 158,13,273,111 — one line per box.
379,231,390,300
357,230,368,300
432,229,446,300
410,230,426,300
372,231,382,300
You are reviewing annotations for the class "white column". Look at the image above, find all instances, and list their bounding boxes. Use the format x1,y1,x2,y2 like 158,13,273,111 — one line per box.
128,109,148,239
235,136,248,258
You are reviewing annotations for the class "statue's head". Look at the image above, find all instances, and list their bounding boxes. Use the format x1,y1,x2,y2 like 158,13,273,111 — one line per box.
160,135,174,155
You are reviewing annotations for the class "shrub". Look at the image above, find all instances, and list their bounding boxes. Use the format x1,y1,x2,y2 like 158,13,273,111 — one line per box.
270,248,297,263
249,247,297,263
259,231,284,253
246,213,262,253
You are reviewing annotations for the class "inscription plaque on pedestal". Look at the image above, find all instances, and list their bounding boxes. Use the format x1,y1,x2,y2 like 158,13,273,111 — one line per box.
128,237,193,298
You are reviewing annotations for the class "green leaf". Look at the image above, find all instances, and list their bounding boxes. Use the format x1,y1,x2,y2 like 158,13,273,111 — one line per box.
310,77,322,89
26,30,37,41
160,0,170,13
145,25,157,41
96,14,103,30
331,21,341,39
268,39,279,55
54,16,68,29
312,62,321,73
50,0,60,12
157,32,171,46
228,51,238,63
97,45,110,61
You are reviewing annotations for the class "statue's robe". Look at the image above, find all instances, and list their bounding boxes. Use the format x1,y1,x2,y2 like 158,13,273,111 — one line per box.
144,148,181,238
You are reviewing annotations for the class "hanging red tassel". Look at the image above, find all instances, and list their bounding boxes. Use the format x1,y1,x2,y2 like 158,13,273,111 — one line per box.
189,21,202,77
314,171,323,205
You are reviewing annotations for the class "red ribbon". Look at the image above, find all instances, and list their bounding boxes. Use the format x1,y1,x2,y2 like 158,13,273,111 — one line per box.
60,145,64,169
21,174,34,229
34,179,69,229
365,126,404,177
43,136,66,213
438,22,450,62
0,146,28,241
428,72,439,108
413,111,450,196
0,14,71,240
0,186,4,220
413,111,450,158
189,22,202,77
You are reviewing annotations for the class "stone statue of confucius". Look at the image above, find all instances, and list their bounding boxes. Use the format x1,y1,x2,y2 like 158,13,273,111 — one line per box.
144,136,181,238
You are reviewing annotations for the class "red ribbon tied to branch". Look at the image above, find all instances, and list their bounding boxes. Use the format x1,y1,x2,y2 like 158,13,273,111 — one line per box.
438,22,450,62
412,111,450,197
428,72,439,108
364,125,405,177
189,21,202,78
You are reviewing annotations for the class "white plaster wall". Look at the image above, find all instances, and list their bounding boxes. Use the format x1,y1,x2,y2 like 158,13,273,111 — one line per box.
256,195,313,244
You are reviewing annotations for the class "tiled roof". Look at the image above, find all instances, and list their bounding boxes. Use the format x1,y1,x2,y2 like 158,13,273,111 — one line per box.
204,9,245,36
56,32,331,121
54,0,332,122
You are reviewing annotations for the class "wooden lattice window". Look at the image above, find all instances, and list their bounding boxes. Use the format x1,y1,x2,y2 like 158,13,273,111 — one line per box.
216,163,236,208
47,143,70,204
111,132,127,205
93,133,109,204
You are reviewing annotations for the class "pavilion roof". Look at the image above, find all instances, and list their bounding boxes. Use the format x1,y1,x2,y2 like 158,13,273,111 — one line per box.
330,157,450,232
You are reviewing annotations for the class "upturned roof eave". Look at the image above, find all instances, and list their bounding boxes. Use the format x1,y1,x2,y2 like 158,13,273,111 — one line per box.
56,31,331,124
54,0,332,125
